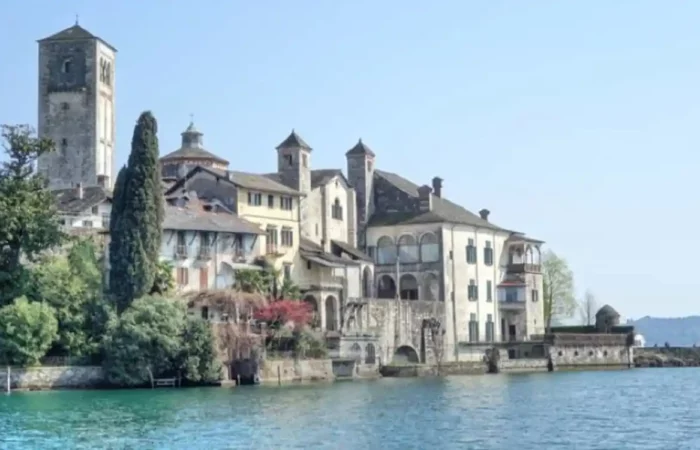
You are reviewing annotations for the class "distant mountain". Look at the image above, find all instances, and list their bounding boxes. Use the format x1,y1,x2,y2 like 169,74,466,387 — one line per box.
632,316,700,347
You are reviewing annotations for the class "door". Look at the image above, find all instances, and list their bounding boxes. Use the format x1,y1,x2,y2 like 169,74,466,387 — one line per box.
199,267,208,290
508,324,517,342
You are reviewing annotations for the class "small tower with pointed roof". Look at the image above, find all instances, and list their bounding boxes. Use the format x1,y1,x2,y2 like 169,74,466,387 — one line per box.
276,129,312,237
160,121,229,178
37,23,117,190
346,138,375,248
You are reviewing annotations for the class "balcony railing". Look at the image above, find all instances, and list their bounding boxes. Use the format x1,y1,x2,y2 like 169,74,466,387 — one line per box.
197,246,212,260
499,298,526,311
507,263,541,274
175,245,188,259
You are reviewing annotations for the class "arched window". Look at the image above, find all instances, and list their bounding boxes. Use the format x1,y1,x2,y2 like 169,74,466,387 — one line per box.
525,246,534,264
398,235,419,263
362,266,372,297
62,59,72,73
376,236,396,265
377,275,396,299
365,343,376,364
304,295,320,329
350,343,362,363
325,296,337,331
423,273,439,301
400,274,419,300
332,198,343,220
419,233,439,262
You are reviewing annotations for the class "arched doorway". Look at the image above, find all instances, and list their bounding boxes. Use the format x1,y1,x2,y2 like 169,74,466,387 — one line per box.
303,295,319,329
399,274,419,300
393,345,420,364
365,343,376,364
325,296,337,331
362,266,372,297
350,343,362,363
377,275,396,299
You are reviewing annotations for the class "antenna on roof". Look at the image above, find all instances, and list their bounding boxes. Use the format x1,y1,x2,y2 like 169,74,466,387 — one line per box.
75,14,79,25
189,113,194,124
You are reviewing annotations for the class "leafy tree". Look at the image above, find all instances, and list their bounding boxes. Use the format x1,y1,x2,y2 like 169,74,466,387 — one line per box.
102,295,220,386
579,290,598,326
150,260,175,295
178,318,221,383
254,300,313,330
278,279,301,300
109,112,164,312
0,296,58,366
102,296,185,386
542,250,576,332
27,238,112,358
0,125,63,305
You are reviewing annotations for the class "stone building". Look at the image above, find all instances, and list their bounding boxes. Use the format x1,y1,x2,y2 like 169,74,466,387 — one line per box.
37,23,116,190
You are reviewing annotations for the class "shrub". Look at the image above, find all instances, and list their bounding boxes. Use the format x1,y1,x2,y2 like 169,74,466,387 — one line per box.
0,297,58,366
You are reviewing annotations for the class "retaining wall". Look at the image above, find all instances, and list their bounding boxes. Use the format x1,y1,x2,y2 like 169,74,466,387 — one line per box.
0,366,105,390
259,359,334,384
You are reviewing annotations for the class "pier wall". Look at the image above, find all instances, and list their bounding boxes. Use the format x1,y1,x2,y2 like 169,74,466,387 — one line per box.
0,366,105,390
259,359,334,384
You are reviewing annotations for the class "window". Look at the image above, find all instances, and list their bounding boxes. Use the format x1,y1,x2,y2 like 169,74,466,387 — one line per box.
505,288,519,302
468,279,478,300
58,219,66,225
331,198,343,220
62,59,72,73
177,267,189,286
61,102,69,111
267,194,274,208
201,306,209,320
302,154,307,168
83,220,93,228
61,138,68,147
469,313,479,342
531,289,539,302
419,233,439,262
280,196,293,210
247,192,262,206
466,239,477,264
281,227,294,247
486,280,492,302
266,226,278,254
367,161,373,172
283,263,292,281
91,206,99,214
484,241,494,266
101,213,110,229
284,154,293,166
486,314,494,342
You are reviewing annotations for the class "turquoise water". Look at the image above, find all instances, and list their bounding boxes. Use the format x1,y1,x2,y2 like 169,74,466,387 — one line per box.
0,368,695,449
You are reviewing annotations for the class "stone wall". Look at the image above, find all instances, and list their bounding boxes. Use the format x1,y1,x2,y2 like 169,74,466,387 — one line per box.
258,359,334,384
363,298,445,365
499,358,549,373
551,344,632,368
0,366,105,390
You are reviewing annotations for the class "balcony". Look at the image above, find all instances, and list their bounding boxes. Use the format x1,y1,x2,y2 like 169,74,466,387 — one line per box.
266,245,285,257
298,275,345,291
175,245,188,259
197,246,212,261
507,263,541,274
499,299,526,311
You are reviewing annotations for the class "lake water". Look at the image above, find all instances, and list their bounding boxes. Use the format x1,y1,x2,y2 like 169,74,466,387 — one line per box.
0,368,696,449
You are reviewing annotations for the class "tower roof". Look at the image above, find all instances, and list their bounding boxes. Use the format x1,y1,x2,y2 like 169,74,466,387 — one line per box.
38,24,117,52
345,138,375,157
276,129,312,151
160,122,228,165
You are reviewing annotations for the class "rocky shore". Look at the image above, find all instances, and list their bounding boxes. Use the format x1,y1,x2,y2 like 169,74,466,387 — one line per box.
634,347,700,368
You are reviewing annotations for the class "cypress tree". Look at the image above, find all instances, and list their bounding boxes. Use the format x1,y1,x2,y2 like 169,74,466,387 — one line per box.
109,112,164,312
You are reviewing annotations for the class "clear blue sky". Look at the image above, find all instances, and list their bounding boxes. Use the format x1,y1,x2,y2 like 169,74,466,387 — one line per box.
1,1,698,319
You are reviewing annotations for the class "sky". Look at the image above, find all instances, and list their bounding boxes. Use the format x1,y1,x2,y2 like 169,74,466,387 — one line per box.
1,1,699,320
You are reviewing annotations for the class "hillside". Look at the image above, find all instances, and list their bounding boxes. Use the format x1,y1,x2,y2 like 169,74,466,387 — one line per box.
632,316,700,347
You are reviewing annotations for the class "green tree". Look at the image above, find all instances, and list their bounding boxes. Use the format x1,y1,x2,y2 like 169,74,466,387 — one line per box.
109,112,164,312
150,260,175,295
542,250,576,332
27,238,112,358
0,125,64,305
0,297,58,366
178,318,221,383
102,296,185,386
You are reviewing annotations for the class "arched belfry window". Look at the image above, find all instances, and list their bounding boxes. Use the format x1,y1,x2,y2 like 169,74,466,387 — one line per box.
332,198,343,220
62,59,72,74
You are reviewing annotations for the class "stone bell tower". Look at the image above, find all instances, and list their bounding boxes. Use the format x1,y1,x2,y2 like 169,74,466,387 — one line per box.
36,22,116,190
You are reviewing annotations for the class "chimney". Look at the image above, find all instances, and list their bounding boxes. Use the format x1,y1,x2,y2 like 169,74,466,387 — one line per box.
76,182,84,200
479,209,490,221
97,175,109,189
417,185,433,212
432,177,443,198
